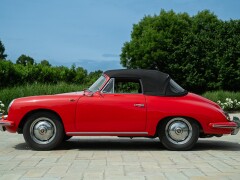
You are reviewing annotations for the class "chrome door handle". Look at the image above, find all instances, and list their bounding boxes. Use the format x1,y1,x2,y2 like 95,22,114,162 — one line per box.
134,104,145,108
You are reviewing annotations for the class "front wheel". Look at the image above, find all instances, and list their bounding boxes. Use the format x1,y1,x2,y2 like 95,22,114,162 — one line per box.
159,117,199,151
23,112,64,150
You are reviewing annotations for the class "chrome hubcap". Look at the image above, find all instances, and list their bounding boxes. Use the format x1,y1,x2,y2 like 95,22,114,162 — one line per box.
165,118,192,145
30,118,56,144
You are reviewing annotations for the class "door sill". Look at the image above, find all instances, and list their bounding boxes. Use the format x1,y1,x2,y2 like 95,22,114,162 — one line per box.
66,132,148,136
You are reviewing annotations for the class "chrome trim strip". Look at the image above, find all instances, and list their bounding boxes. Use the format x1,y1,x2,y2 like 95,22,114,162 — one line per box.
212,124,237,129
0,121,11,126
66,132,148,135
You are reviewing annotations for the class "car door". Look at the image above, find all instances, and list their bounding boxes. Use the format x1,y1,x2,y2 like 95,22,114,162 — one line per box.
75,78,147,133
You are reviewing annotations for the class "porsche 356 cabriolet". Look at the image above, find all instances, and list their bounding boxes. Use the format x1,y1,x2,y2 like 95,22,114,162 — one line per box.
0,69,239,150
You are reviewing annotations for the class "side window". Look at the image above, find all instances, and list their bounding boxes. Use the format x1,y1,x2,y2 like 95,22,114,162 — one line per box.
102,78,142,94
115,79,142,94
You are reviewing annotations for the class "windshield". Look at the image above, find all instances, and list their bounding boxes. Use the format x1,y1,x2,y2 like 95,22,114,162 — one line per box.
88,75,106,92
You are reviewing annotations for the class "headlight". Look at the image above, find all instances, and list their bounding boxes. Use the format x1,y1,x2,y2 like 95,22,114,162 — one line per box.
224,111,231,121
7,100,15,113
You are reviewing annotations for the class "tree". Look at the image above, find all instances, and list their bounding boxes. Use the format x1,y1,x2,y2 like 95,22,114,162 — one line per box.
74,67,88,83
121,9,193,89
40,60,51,67
16,54,35,66
0,40,7,60
176,10,222,91
121,10,191,69
120,9,240,93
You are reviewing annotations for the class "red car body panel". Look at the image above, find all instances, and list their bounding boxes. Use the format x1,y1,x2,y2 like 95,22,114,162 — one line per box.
1,71,237,137
145,94,231,136
6,93,81,133
4,91,232,136
76,94,147,132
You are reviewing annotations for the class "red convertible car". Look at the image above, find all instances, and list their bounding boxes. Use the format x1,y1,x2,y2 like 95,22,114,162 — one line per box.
0,69,239,151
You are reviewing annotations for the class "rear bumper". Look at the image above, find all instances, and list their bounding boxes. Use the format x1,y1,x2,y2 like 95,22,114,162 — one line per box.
209,116,240,135
0,115,14,131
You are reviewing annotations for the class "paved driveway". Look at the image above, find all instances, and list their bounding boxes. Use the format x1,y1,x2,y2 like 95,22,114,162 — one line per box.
0,114,240,180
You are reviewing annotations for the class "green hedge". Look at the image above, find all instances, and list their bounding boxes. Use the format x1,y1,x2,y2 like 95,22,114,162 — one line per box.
203,91,240,111
0,82,86,113
0,60,103,88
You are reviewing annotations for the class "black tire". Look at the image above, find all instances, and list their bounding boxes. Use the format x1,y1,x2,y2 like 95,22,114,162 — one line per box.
63,135,72,141
158,117,199,151
23,112,64,150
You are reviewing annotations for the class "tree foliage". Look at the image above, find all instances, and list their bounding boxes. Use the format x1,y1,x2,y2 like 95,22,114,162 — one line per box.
16,54,35,66
0,40,102,88
121,10,240,93
0,60,90,88
0,40,7,60
40,60,51,67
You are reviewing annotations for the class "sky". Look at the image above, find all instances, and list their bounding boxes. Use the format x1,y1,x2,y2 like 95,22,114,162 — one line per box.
1,0,240,72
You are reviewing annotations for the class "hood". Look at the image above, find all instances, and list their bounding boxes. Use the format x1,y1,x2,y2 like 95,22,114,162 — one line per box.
14,91,84,103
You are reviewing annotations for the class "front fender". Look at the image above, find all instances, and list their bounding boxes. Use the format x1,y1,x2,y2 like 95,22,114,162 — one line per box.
7,94,82,133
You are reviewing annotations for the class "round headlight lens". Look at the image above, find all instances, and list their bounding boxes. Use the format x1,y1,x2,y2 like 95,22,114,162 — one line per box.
224,111,231,121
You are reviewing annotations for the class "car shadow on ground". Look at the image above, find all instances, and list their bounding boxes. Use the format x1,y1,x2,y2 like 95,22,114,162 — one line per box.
14,138,240,151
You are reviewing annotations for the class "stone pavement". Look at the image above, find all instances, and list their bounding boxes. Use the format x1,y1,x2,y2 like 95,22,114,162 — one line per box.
0,114,240,180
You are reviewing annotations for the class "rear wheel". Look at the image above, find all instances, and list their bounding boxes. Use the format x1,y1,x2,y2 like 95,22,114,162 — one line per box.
23,112,64,150
159,117,199,150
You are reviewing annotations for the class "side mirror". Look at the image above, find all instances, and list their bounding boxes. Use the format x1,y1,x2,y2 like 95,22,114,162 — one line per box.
94,91,103,97
83,89,94,97
86,91,94,97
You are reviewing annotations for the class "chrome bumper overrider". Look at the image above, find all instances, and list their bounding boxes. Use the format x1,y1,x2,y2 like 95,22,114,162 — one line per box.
0,115,13,131
232,116,240,135
209,116,240,135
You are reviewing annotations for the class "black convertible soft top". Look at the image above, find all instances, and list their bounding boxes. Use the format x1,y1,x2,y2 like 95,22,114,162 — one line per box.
104,69,187,96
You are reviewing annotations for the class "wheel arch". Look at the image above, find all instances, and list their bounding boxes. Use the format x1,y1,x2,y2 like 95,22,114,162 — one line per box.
155,116,203,137
17,109,64,134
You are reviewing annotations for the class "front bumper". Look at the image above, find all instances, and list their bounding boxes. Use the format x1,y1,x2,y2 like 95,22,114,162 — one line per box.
0,115,14,131
209,116,240,135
